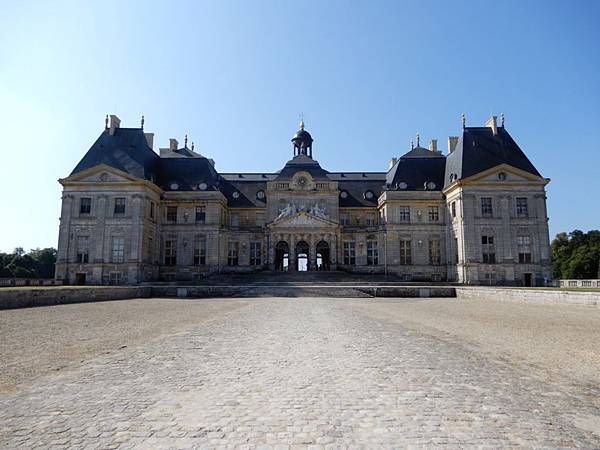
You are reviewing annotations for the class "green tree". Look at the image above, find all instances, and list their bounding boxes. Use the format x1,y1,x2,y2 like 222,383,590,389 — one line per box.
551,230,600,279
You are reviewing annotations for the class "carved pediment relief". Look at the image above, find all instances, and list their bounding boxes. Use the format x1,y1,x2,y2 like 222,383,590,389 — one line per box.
269,211,338,228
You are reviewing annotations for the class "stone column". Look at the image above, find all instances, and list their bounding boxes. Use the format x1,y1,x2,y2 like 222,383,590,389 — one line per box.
500,195,513,261
535,193,550,263
289,234,296,271
309,234,316,270
55,193,74,280
94,195,108,284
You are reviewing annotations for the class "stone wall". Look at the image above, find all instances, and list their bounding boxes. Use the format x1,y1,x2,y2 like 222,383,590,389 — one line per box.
456,287,599,307
0,286,151,309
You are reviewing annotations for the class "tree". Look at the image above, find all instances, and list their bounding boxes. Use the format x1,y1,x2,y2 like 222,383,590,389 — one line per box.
551,230,600,279
0,247,57,279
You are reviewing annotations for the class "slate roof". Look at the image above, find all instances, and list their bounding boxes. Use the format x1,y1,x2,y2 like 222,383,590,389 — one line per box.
156,157,220,191
275,154,330,180
70,128,159,179
444,127,541,188
386,147,446,191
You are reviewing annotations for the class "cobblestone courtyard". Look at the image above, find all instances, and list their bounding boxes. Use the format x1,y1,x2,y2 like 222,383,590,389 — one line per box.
1,297,600,449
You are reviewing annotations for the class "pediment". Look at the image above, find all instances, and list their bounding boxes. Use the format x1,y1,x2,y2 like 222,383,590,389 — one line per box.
462,164,548,185
269,211,338,228
60,164,142,184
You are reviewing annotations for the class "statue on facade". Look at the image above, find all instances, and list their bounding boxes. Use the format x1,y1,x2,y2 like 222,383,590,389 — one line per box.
277,203,294,219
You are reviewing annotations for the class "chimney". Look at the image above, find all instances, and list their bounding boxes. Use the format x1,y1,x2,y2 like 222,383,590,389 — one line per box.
144,132,154,149
389,157,397,169
448,136,459,154
486,115,498,135
169,138,178,151
109,115,121,136
428,139,438,152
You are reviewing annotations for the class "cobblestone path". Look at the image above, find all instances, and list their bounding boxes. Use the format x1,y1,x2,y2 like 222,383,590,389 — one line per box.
1,298,600,449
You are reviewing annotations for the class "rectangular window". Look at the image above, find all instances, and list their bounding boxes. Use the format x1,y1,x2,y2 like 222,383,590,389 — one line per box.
367,240,378,265
193,235,206,265
343,241,356,265
340,214,350,226
481,197,493,217
166,206,177,222
164,239,176,266
230,213,240,227
256,213,265,227
366,214,376,227
517,235,532,263
516,198,529,217
112,237,125,263
150,201,155,219
399,206,410,222
451,201,456,218
109,272,122,285
79,197,91,215
399,240,412,265
482,235,496,263
454,237,459,263
250,242,262,266
114,197,126,215
76,236,90,263
429,240,441,265
195,206,206,223
428,206,439,222
228,242,239,266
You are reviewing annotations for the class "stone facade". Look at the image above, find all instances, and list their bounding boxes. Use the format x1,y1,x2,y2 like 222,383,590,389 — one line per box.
55,115,551,286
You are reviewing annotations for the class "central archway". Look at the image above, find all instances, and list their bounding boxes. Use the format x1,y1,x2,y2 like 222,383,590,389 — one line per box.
275,241,289,271
316,240,330,271
295,241,309,272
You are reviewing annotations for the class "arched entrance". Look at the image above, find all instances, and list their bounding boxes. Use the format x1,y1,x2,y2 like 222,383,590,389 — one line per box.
275,241,289,271
316,240,330,271
295,241,309,272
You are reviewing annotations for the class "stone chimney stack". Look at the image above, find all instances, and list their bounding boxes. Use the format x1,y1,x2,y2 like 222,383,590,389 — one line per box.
169,138,178,151
448,136,459,154
486,115,498,136
144,132,154,149
109,115,121,136
389,157,397,169
428,139,438,152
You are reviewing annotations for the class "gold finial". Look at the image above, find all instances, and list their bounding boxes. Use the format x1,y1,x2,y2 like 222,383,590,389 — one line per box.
416,133,420,147
105,114,109,130
501,112,505,127
184,134,188,148
461,113,466,129
299,112,305,129
141,115,145,129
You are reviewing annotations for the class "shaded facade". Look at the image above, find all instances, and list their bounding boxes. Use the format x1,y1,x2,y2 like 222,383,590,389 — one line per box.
56,115,551,285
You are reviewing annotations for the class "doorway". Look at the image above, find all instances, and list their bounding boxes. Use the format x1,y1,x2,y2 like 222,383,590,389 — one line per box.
316,240,330,271
295,241,309,272
275,241,289,271
523,273,533,287
75,272,86,285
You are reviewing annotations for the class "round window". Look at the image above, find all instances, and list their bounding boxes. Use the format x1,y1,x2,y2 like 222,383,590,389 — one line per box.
498,172,507,181
426,181,436,190
340,190,348,199
170,182,179,190
232,191,240,199
198,182,208,190
398,182,408,190
256,190,265,200
364,190,374,200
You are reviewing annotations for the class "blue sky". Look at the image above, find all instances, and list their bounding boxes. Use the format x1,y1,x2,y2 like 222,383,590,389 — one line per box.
0,0,598,252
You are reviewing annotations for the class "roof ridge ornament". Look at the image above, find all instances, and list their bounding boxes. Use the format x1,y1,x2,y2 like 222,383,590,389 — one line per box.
461,113,466,129
184,134,188,148
105,114,109,130
141,115,145,130
501,112,505,127
410,140,414,150
416,133,420,147
191,142,195,151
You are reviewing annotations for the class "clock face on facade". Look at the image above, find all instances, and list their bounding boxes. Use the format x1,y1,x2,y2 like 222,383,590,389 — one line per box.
297,176,307,187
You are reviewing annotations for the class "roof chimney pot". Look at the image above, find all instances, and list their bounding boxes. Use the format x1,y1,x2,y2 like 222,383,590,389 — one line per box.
389,157,397,169
448,136,459,154
429,139,438,152
144,132,154,150
486,115,498,135
169,138,178,151
109,115,121,136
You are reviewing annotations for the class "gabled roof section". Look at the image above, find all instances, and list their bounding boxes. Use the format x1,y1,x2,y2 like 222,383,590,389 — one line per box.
444,127,542,188
386,147,446,191
70,128,159,180
275,154,330,180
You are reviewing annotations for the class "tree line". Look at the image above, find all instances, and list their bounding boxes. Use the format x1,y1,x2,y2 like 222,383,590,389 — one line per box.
0,248,57,279
551,230,600,280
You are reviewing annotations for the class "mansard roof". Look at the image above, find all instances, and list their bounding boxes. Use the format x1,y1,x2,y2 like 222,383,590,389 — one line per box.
70,128,159,180
156,157,220,191
386,146,446,191
444,127,541,188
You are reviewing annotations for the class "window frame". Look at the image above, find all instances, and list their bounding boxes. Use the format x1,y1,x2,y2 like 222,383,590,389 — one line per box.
114,197,126,215
366,240,378,265
399,239,412,265
79,197,92,215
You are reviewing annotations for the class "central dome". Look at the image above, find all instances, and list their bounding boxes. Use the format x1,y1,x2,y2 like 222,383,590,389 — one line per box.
291,120,314,158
